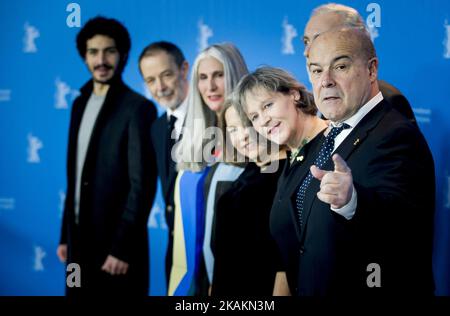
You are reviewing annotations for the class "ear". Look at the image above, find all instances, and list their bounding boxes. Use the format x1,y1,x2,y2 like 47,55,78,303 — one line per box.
290,89,301,102
181,61,189,80
368,57,378,82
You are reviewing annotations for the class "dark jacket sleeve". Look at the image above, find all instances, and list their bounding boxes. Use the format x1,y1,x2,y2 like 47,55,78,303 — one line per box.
351,121,435,293
353,122,434,227
110,98,157,261
59,96,81,245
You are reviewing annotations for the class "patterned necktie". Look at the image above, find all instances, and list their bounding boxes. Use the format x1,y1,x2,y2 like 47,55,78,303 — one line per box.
295,123,350,228
167,115,177,174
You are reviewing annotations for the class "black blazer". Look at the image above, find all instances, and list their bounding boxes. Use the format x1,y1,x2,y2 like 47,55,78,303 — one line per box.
271,100,435,296
211,161,285,296
60,78,157,295
379,80,417,126
151,114,179,228
151,114,181,284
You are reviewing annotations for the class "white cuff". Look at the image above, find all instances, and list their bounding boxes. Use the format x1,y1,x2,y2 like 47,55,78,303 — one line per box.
331,184,357,220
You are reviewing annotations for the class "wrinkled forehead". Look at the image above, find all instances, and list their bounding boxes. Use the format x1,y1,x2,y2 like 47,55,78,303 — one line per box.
308,31,361,63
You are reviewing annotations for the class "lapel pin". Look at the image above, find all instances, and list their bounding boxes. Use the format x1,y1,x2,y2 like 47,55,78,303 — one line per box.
297,155,304,162
353,138,360,146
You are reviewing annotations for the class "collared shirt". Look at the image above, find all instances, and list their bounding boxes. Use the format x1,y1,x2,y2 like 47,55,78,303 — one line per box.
331,91,383,151
166,98,188,140
329,92,383,220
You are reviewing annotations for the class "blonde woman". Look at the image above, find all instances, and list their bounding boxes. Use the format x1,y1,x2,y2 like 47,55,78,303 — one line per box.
235,66,327,295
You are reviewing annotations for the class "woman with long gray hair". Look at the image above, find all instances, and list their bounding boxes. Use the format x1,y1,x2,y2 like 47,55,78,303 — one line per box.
168,43,249,296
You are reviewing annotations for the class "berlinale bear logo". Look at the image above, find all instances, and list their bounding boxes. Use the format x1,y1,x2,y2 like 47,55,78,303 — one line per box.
444,20,450,59
27,133,43,163
281,17,298,55
33,246,46,271
23,22,40,53
197,19,213,52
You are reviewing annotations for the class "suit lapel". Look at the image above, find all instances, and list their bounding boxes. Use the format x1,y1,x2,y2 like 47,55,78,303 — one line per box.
335,100,388,161
66,81,92,201
297,100,390,243
166,118,181,200
154,116,172,198
160,117,169,180
82,79,124,178
284,133,325,241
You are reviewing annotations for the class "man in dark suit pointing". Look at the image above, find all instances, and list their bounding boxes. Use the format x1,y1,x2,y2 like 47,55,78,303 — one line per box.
303,3,417,126
306,27,434,295
271,27,434,296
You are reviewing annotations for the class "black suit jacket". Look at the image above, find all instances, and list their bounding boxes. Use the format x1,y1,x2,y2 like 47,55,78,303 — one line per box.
60,78,157,295
379,80,417,126
211,162,285,296
271,100,434,296
150,113,182,285
151,114,179,227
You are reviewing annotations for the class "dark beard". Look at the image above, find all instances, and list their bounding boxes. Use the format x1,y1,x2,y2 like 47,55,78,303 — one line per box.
91,62,124,85
93,72,121,85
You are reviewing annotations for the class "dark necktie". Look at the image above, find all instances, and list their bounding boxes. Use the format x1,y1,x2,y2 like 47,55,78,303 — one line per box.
295,123,350,227
167,115,177,174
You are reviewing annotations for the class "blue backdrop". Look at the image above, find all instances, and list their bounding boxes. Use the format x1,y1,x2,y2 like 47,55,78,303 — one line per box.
0,0,449,296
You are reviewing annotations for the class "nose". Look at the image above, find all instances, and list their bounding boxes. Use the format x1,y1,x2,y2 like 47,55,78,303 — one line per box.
321,69,335,88
98,51,107,64
260,111,271,127
207,77,217,91
240,133,249,146
156,77,167,92
239,127,250,145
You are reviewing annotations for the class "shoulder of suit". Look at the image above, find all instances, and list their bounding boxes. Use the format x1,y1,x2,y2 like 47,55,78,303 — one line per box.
122,87,155,106
115,87,156,120
151,114,167,132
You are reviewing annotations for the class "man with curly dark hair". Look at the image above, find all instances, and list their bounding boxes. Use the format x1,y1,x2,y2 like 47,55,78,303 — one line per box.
57,16,157,297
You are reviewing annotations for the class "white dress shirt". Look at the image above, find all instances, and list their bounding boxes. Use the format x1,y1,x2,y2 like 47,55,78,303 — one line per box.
166,99,188,140
329,91,384,220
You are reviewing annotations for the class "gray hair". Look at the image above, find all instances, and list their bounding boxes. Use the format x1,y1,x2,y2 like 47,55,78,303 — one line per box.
176,43,249,172
312,3,366,29
311,2,373,42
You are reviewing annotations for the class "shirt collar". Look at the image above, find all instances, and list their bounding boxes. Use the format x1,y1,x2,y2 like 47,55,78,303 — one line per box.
331,91,383,128
166,98,188,122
